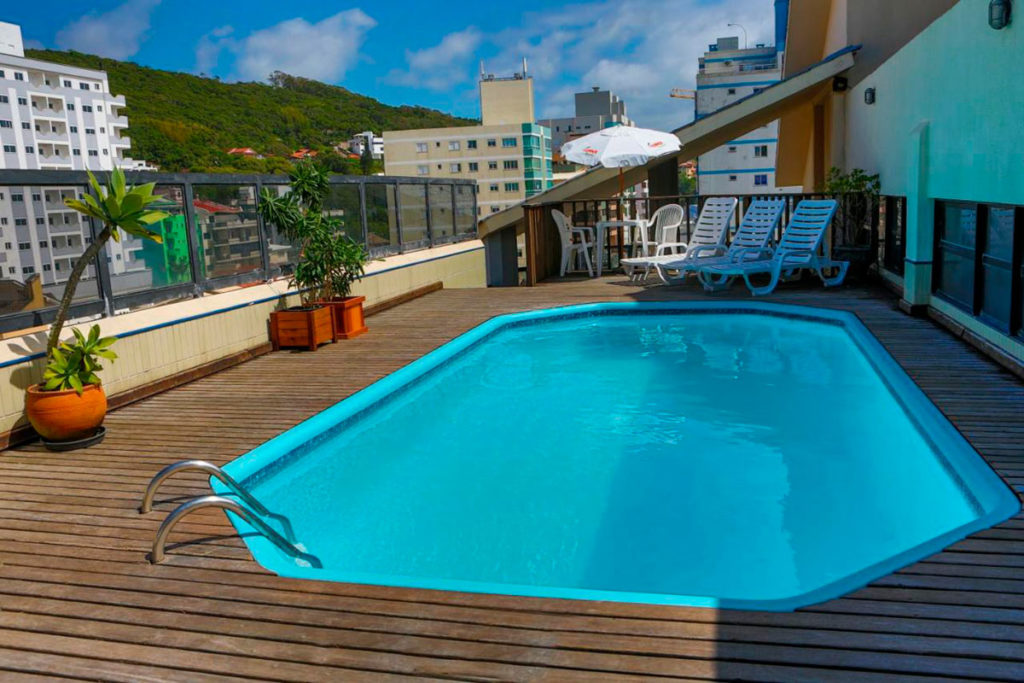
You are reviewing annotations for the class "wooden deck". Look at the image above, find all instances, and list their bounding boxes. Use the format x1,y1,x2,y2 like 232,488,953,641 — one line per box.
1,278,1023,682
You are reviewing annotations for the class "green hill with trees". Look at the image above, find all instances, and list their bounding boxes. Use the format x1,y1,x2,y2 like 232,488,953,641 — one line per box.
25,49,477,174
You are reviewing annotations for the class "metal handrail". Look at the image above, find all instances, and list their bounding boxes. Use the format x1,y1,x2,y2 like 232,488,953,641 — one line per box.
140,459,297,543
150,495,322,568
141,459,268,514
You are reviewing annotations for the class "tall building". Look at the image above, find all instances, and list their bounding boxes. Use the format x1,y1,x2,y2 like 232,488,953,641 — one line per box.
695,29,799,195
539,87,634,157
383,63,552,216
0,20,157,309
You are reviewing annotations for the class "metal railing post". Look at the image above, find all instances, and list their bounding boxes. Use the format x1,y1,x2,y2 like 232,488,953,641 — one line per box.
180,182,205,296
253,178,272,280
358,181,369,250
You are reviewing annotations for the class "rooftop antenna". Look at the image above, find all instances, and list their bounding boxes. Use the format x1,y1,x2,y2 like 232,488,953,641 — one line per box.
479,60,485,79
522,56,528,77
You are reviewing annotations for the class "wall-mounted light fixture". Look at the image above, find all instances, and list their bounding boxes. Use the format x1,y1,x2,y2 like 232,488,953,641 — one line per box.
832,76,848,92
864,88,876,105
990,0,1012,29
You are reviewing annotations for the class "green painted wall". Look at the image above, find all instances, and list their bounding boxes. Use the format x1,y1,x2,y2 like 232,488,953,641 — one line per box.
845,0,1023,205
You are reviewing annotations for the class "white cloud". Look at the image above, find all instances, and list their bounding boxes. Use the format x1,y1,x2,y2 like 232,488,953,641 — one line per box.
386,28,482,91
472,0,775,130
208,10,377,82
54,0,160,59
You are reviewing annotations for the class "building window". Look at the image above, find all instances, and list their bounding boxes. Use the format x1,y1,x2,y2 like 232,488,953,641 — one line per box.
467,140,477,149
728,175,737,181
85,128,95,135
94,83,101,90
38,239,47,247
754,174,768,186
415,142,428,153
18,241,30,249
66,103,74,110
504,182,520,192
97,106,103,112
80,83,89,90
82,105,93,113
489,184,499,192
42,264,51,271
23,266,34,275
2,145,14,153
73,149,81,156
449,163,461,172
727,146,736,153
14,72,24,81
17,97,26,105
753,87,765,94
63,80,72,87
102,149,109,155
0,70,3,78
70,125,78,133
35,218,45,226
417,165,428,175
502,138,517,147
31,194,40,201
12,194,23,202
100,127,105,133
25,146,34,154
754,145,769,158
727,88,736,95
7,268,14,274
448,141,460,151
0,120,10,128
88,150,98,156
490,205,501,213
468,162,478,172
0,95,6,103
503,160,518,170
487,139,496,147
20,122,29,130
934,201,1022,335
488,161,498,170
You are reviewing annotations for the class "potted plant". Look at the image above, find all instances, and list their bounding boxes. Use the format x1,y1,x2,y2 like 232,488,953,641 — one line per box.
823,167,881,279
257,162,369,346
25,169,168,449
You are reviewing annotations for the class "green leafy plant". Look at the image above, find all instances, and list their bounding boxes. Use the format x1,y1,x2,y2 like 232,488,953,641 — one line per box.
42,325,117,394
823,167,881,252
50,169,169,360
256,161,368,306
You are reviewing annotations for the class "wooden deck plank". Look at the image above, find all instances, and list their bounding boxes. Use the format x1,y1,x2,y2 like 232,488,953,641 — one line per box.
1,278,1022,681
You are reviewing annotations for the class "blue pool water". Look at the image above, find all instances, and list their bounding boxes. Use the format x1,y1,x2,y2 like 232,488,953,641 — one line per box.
219,302,1019,610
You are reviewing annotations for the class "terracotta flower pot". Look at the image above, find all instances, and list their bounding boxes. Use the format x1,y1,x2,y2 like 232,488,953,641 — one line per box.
26,383,107,442
269,305,336,351
319,296,368,339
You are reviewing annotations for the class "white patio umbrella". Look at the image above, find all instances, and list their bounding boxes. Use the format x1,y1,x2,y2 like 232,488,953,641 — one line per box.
560,125,682,195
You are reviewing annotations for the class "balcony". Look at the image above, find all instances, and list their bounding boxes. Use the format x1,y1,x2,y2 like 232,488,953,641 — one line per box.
109,115,129,128
111,136,131,148
31,107,66,120
107,94,127,107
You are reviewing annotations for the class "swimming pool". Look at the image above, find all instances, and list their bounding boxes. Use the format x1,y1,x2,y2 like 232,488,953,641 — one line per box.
217,302,1019,611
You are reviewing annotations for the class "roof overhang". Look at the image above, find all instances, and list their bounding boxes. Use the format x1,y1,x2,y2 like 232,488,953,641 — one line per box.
479,45,858,238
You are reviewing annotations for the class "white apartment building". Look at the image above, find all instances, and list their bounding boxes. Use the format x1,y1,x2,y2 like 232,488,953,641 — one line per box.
0,21,155,309
348,131,383,160
384,66,553,216
539,87,634,157
695,36,799,195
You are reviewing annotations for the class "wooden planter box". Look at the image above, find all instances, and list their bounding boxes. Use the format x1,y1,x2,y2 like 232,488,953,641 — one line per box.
318,296,368,339
269,306,336,351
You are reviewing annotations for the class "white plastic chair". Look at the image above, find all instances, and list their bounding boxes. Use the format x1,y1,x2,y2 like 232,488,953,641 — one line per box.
621,197,737,279
622,203,684,280
655,198,785,284
552,209,594,277
697,199,848,296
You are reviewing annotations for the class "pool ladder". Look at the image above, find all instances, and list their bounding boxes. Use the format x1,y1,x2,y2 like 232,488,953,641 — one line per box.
140,460,321,568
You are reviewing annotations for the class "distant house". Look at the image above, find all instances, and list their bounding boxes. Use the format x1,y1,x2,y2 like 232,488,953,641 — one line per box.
227,147,261,158
290,148,318,160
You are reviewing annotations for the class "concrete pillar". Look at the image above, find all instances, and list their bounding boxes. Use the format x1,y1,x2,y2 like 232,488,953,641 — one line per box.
901,121,932,313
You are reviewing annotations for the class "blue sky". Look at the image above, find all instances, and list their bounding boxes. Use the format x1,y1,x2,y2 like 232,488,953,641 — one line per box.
6,0,776,130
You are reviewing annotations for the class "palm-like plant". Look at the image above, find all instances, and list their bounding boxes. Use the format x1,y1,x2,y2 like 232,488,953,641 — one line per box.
257,162,367,306
50,168,169,357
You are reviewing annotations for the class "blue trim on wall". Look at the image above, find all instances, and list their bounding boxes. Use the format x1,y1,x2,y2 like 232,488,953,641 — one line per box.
703,54,776,63
697,168,775,176
0,245,485,370
725,138,778,145
696,80,779,90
